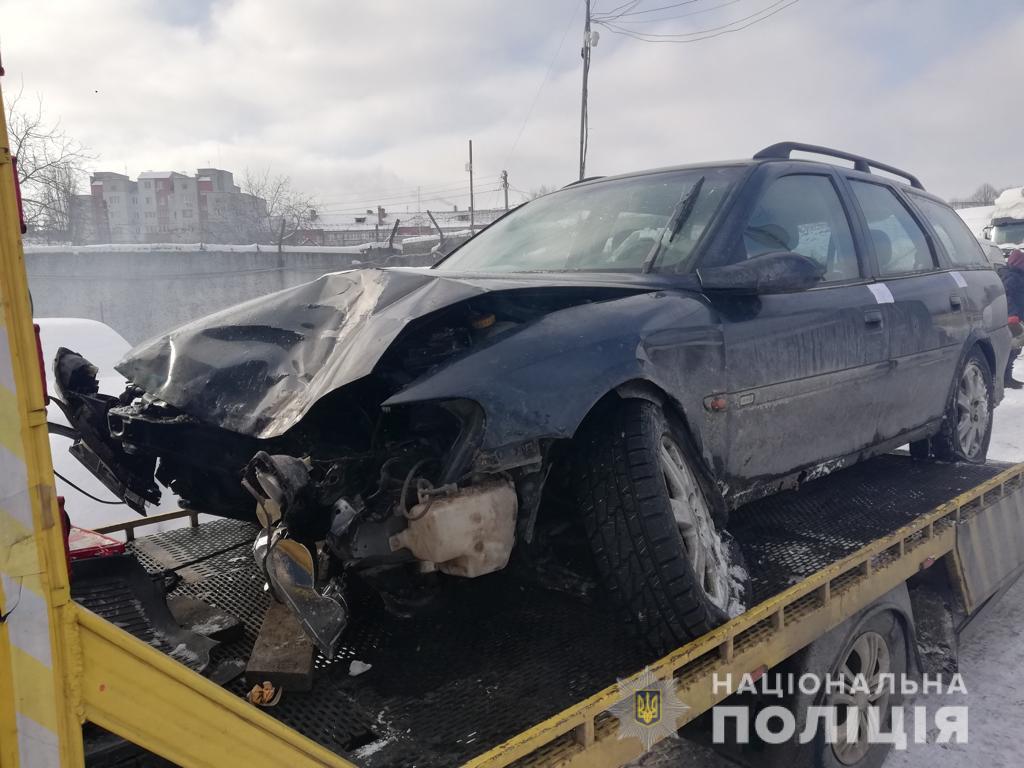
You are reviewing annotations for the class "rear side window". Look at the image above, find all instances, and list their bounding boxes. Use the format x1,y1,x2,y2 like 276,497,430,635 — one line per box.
850,181,935,275
911,195,988,267
743,175,859,282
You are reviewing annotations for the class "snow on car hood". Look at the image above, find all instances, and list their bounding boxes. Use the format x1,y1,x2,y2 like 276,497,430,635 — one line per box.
116,267,661,439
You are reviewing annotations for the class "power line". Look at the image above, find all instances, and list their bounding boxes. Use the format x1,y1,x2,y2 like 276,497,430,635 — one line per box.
318,185,504,216
318,184,469,206
317,178,494,207
316,183,503,211
594,0,799,42
502,0,584,171
598,0,791,36
593,0,643,22
610,0,745,24
594,0,700,20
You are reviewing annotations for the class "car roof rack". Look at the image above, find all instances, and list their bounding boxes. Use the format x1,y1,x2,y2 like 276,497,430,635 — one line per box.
753,141,924,190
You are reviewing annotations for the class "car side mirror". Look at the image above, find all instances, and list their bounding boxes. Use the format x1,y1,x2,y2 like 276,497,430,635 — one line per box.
983,226,993,241
697,251,826,295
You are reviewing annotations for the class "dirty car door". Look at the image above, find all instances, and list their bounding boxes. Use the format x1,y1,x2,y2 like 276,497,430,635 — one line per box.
847,180,964,440
709,172,889,493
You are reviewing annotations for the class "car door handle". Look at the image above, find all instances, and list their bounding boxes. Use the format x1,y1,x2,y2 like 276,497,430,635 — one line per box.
863,309,883,327
950,294,963,311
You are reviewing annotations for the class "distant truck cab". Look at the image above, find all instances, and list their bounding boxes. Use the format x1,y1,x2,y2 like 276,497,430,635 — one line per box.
984,187,1024,254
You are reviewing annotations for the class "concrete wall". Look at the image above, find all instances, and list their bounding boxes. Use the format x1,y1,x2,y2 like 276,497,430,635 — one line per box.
26,248,368,344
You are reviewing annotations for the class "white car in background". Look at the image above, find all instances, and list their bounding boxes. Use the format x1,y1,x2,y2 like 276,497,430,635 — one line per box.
37,318,189,537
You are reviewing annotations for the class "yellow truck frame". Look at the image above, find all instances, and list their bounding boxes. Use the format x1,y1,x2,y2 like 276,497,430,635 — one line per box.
3,73,1024,768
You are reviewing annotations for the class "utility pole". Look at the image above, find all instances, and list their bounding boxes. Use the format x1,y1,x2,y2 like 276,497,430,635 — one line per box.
501,170,509,211
467,139,475,231
579,0,592,181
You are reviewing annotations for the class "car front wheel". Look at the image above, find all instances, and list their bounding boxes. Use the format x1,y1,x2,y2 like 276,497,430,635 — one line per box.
571,398,744,654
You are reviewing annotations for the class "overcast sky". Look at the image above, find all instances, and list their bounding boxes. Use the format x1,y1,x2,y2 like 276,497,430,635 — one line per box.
2,0,1022,221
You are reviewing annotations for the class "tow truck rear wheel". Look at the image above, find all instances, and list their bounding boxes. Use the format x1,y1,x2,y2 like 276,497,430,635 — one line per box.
705,589,913,768
821,613,907,768
571,398,743,654
932,347,993,463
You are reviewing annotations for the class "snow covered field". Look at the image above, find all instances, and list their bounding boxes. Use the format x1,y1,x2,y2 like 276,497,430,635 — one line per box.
635,361,1024,767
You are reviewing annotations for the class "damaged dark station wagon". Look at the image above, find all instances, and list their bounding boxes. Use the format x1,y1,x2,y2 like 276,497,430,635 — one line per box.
56,143,1011,655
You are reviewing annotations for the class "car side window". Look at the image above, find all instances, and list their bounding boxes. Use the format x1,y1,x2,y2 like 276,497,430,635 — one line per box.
910,194,989,267
849,181,936,275
743,175,859,282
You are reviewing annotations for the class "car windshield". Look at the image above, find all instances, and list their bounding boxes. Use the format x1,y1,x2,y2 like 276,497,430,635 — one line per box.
993,223,1024,246
435,166,741,273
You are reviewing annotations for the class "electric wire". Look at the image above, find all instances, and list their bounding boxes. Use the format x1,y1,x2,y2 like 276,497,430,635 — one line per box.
594,0,643,21
594,0,701,20
502,0,585,171
595,0,799,42
317,183,503,212
317,178,492,207
318,185,504,216
53,470,126,505
610,0,745,24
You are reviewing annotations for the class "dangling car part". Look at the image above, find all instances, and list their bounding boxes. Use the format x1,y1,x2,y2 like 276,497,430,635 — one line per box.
264,539,348,658
55,144,1010,654
243,454,350,654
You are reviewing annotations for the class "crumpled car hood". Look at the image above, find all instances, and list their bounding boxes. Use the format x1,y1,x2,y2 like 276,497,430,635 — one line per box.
116,267,661,439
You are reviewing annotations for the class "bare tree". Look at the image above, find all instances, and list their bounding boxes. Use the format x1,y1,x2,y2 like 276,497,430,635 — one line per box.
5,87,93,239
529,184,556,200
965,183,1000,206
241,168,319,250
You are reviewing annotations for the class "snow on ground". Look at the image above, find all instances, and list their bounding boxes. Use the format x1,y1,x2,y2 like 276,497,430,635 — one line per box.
956,205,995,238
633,358,1024,767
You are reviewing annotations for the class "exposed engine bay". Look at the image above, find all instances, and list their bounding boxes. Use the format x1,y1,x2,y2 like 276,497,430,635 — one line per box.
53,268,647,655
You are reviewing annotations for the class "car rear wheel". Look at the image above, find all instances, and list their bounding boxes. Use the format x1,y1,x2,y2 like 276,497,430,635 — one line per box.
932,347,993,463
571,398,744,653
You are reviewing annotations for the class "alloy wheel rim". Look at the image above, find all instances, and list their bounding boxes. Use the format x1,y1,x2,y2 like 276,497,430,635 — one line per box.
659,435,730,611
829,631,891,765
955,361,989,460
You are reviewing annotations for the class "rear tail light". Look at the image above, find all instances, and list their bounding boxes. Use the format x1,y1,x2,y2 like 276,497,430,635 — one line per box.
68,527,126,560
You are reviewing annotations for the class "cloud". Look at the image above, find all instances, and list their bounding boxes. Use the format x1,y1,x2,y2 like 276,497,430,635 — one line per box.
2,0,1022,217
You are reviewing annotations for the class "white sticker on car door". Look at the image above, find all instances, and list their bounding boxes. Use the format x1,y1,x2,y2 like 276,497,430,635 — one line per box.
949,271,968,288
868,283,894,304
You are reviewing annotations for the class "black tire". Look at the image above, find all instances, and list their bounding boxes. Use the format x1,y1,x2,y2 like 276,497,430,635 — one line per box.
932,346,993,463
696,592,913,768
570,398,744,654
813,611,909,768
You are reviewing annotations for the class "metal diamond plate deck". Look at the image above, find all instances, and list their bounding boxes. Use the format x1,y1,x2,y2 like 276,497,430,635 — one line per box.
78,455,1006,767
